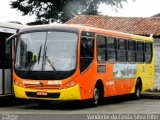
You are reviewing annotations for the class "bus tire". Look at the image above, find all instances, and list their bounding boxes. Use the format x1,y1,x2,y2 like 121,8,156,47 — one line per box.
89,87,100,107
89,81,104,107
133,80,142,99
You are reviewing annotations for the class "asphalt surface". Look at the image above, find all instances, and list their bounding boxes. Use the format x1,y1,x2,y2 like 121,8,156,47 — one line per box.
0,95,160,120
142,91,160,99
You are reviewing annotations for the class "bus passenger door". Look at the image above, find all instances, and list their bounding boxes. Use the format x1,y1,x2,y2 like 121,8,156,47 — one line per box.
79,31,95,99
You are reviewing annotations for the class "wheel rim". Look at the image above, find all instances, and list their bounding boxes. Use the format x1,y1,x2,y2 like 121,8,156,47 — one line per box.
93,88,99,105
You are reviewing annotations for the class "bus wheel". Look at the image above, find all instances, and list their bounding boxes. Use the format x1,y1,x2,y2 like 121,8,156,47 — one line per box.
90,87,100,107
134,81,142,99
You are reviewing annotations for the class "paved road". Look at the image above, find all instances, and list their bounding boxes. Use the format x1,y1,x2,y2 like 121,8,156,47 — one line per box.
0,96,160,120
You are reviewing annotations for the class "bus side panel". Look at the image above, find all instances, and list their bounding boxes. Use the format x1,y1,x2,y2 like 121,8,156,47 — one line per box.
129,78,136,93
131,63,154,93
142,64,154,91
98,63,137,97
94,63,117,97
112,64,137,95
103,64,117,97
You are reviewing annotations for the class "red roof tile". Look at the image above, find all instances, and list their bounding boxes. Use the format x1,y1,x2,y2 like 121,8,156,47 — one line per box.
66,15,160,36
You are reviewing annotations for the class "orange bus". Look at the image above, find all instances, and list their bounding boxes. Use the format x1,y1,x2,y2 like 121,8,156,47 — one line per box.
10,24,154,106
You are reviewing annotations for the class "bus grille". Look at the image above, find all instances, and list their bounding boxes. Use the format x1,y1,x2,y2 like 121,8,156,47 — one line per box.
25,92,60,98
24,84,61,89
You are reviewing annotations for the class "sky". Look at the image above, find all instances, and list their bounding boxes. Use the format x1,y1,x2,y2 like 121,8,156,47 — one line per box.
99,0,160,17
0,0,36,24
0,0,160,24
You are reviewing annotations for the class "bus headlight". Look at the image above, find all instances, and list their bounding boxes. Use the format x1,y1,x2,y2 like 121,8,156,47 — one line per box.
70,81,75,87
65,81,76,88
14,80,22,87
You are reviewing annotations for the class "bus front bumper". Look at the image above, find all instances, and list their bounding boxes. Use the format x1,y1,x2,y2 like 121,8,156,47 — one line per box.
14,84,81,100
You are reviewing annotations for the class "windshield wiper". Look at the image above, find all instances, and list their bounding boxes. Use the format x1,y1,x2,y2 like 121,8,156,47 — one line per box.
47,58,57,71
43,46,57,72
38,44,42,64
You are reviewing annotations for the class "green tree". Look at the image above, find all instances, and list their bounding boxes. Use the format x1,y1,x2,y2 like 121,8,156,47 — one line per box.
10,0,128,24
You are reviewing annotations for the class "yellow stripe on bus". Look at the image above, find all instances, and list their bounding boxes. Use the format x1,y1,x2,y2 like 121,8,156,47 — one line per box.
132,35,153,41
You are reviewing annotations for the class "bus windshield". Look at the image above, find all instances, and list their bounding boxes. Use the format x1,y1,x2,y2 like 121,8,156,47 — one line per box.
15,31,78,72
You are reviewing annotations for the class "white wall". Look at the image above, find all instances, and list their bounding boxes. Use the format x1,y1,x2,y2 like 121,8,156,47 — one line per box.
153,38,160,90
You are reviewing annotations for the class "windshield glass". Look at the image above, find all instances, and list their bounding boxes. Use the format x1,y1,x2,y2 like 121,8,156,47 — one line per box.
15,31,78,72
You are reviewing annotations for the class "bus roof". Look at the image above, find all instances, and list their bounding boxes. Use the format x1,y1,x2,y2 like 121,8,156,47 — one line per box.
19,24,153,42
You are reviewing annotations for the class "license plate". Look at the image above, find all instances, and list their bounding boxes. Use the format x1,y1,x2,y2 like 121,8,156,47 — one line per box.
36,91,48,96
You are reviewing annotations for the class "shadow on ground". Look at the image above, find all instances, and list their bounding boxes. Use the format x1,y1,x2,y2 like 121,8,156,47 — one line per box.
0,94,150,110
21,94,141,110
0,97,31,107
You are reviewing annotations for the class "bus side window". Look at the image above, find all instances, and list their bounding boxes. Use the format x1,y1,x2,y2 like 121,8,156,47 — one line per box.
117,38,127,62
145,42,153,63
96,35,106,62
136,41,145,62
128,40,136,62
107,37,117,62
80,32,94,73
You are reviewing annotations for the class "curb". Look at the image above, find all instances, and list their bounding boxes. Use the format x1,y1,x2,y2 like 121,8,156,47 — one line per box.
141,92,160,99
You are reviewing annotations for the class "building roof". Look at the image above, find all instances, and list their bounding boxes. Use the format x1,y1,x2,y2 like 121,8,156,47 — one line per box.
66,15,160,36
